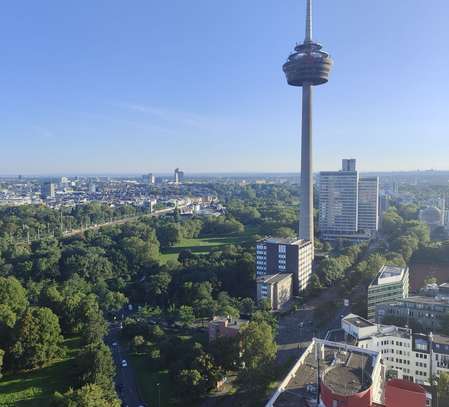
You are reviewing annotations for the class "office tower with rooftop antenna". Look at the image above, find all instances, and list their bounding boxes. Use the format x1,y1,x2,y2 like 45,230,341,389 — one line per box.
283,0,333,249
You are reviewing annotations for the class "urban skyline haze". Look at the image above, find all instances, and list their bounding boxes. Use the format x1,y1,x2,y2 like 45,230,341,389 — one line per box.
1,0,448,174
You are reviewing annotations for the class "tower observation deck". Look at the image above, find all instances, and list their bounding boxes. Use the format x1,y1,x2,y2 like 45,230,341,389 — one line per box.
283,0,333,248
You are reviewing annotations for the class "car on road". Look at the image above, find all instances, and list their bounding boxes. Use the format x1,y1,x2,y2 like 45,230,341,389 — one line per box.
112,341,118,346
121,359,128,367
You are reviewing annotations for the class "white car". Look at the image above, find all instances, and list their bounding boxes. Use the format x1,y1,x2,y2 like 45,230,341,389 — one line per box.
112,341,118,347
121,359,128,367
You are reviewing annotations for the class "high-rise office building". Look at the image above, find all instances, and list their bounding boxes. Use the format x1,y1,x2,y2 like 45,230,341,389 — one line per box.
256,237,313,294
319,159,379,241
319,163,359,235
41,181,55,199
283,0,333,247
358,176,379,232
342,158,356,172
174,168,184,184
143,173,155,185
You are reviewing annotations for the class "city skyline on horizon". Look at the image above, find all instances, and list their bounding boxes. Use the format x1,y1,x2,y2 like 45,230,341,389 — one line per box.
1,0,448,174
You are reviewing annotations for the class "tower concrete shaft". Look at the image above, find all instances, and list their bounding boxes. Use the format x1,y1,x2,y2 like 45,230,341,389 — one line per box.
299,83,313,243
283,0,333,250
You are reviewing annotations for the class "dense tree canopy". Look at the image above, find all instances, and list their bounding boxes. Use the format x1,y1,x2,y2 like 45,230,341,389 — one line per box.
11,307,64,370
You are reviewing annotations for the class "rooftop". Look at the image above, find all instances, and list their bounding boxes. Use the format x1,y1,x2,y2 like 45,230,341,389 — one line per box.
370,265,407,287
371,325,411,340
345,316,376,329
270,340,378,407
260,236,302,245
209,316,248,330
432,334,449,346
257,273,292,285
389,295,449,306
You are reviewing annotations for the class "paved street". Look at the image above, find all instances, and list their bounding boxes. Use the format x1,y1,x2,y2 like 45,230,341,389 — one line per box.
276,301,351,364
277,306,315,363
107,323,145,407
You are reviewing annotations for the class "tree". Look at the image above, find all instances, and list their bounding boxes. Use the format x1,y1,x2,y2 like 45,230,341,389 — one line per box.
272,227,296,238
175,369,203,398
120,235,159,274
240,321,276,371
307,273,322,297
239,297,255,316
239,321,277,389
79,295,108,345
0,276,28,319
404,220,430,244
11,307,64,370
76,342,116,394
61,244,113,282
209,336,240,370
391,234,419,261
52,384,121,407
0,349,4,378
381,208,404,236
146,272,172,305
436,372,449,406
100,290,128,315
178,249,194,266
316,257,348,287
157,223,182,247
131,335,146,352
424,276,438,286
31,238,61,280
230,206,261,225
177,305,195,327
192,350,223,391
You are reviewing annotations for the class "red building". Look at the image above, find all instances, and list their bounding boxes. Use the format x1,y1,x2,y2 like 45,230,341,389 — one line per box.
385,380,426,407
320,381,372,407
208,316,248,342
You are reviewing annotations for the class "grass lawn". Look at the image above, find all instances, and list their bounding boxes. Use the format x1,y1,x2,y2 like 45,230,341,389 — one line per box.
128,354,174,407
128,330,208,407
0,337,81,407
160,227,259,264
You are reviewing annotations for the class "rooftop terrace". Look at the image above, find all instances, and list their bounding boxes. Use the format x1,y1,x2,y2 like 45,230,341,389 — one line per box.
270,340,377,407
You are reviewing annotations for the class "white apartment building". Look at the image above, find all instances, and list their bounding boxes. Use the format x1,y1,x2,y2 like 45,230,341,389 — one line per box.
342,314,449,386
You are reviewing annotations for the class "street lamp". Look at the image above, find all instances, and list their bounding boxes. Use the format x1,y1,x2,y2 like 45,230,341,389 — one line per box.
156,382,160,407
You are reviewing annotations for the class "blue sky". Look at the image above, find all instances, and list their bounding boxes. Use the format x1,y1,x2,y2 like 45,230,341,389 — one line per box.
1,0,448,175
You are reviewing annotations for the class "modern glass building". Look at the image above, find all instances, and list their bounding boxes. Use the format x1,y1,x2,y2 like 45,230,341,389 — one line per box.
367,265,409,320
